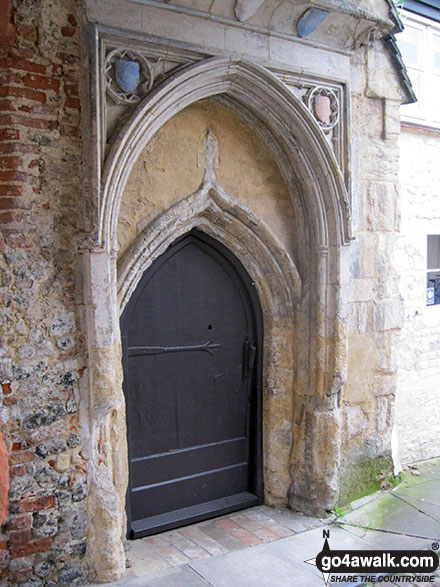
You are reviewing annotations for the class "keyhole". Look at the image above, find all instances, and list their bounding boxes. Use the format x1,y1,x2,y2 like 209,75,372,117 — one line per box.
207,324,213,330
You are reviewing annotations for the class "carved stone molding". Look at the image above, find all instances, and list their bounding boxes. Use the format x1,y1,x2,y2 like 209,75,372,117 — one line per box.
83,27,351,244
118,127,301,310
100,57,351,251
118,180,301,314
271,70,348,191
98,33,205,162
94,29,350,194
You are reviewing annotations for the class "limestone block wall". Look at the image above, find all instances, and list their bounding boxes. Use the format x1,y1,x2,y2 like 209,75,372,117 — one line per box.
337,42,404,503
0,0,88,584
395,126,440,465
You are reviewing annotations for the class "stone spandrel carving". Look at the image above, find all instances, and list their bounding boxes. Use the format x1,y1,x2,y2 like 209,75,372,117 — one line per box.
302,84,345,185
105,48,157,105
272,72,347,188
101,40,204,158
306,86,339,132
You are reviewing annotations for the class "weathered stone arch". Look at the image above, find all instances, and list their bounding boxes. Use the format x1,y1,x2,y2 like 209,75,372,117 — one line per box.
83,56,350,582
117,185,301,314
100,57,351,252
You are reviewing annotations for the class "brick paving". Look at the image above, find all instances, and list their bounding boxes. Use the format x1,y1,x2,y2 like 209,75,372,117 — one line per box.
123,505,325,579
89,459,440,586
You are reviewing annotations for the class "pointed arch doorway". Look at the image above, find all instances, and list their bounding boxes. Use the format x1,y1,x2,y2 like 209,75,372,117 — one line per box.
120,230,263,539
83,53,352,581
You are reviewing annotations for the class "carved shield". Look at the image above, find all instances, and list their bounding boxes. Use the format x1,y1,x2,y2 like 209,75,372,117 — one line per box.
115,59,140,93
314,95,331,124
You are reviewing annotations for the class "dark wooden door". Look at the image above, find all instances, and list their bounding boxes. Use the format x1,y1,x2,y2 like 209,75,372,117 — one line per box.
121,230,263,539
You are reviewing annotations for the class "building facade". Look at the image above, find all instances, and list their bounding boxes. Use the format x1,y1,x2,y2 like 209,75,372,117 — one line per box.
0,0,417,583
395,0,440,466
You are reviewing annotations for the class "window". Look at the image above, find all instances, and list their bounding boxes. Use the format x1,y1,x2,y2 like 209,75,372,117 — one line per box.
397,11,440,128
426,235,440,305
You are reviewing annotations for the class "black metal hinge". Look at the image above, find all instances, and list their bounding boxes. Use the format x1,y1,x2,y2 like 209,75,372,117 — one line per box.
128,340,220,357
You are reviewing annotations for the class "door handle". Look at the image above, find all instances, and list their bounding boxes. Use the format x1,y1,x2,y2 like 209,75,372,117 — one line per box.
243,337,257,378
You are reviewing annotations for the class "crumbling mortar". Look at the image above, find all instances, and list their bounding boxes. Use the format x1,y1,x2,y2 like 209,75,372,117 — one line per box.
0,0,87,583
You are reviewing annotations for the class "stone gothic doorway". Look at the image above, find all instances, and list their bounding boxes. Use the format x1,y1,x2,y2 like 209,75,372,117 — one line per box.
82,56,351,581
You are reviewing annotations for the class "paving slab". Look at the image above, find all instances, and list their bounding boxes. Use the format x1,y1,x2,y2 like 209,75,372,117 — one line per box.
264,508,326,533
177,525,229,556
200,521,246,551
341,524,435,551
341,492,440,540
141,540,192,567
124,540,171,577
263,525,377,578
393,459,440,503
104,565,210,586
89,458,440,586
394,480,440,506
348,493,381,512
189,542,323,587
393,493,440,522
402,461,440,484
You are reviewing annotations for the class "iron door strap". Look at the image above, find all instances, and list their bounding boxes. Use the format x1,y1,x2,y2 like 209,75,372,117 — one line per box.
243,337,257,378
128,340,220,356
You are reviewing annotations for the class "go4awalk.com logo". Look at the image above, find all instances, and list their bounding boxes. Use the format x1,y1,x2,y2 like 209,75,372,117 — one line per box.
305,530,439,585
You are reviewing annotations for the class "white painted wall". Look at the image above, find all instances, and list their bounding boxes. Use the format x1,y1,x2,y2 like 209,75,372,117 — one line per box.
395,125,440,464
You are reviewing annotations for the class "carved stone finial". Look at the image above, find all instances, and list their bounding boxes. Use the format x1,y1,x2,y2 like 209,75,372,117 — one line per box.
234,0,265,22
203,129,219,183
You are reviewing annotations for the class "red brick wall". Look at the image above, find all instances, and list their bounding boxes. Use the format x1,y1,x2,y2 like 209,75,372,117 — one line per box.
0,3,80,245
0,0,87,583
0,0,16,47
